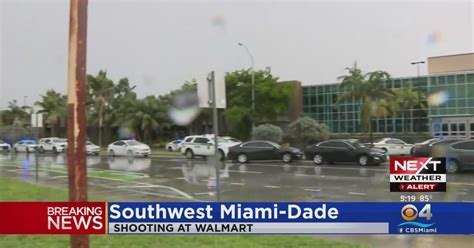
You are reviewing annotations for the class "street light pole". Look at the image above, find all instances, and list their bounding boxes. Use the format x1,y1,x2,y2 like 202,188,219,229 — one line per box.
409,61,425,134
411,61,425,78
238,43,255,117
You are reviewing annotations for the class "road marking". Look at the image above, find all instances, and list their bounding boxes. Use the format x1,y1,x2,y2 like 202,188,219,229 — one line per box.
116,185,159,188
175,177,187,180
116,183,194,199
194,192,212,196
226,169,262,174
165,166,262,174
51,176,68,179
239,162,388,172
264,185,281,189
348,192,367,196
119,188,198,201
295,174,368,181
230,182,245,186
304,188,321,192
448,182,474,187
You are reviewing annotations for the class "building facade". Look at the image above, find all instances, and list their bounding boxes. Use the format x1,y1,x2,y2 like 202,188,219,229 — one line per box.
302,70,474,139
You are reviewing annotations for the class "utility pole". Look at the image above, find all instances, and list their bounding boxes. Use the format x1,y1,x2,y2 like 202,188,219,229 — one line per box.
67,0,89,247
208,71,220,201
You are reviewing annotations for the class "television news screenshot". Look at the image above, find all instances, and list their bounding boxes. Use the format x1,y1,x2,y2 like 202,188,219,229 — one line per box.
1,0,473,247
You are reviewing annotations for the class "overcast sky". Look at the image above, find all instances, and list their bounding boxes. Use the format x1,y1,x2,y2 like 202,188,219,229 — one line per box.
1,0,473,108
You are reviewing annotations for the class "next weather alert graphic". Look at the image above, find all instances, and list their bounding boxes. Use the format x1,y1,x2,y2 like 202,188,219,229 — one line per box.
390,157,446,192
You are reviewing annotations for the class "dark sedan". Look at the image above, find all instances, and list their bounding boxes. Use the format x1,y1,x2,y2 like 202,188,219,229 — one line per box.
228,141,303,163
445,140,474,173
305,139,388,166
412,138,463,157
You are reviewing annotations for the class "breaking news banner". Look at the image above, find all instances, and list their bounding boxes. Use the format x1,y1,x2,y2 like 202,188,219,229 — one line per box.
390,157,446,192
0,202,474,235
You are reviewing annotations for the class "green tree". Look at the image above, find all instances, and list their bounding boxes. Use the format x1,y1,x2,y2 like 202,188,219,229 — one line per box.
224,69,293,140
336,63,393,141
106,77,137,128
88,70,115,146
288,117,329,148
115,96,169,144
392,82,425,132
0,100,29,127
35,90,66,136
251,124,283,143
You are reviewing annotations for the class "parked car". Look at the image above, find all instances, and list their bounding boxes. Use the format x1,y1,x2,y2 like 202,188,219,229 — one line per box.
445,140,474,173
166,140,182,152
13,140,37,153
107,140,150,157
86,141,100,155
305,139,388,166
0,140,11,152
38,138,67,154
371,137,414,155
411,138,441,156
412,138,463,157
180,135,241,160
227,140,303,163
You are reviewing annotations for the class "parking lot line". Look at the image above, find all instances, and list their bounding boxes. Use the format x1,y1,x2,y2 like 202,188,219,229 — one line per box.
448,182,474,187
264,185,281,189
294,174,369,181
116,184,194,199
194,192,212,196
348,192,367,196
303,188,322,192
242,162,388,172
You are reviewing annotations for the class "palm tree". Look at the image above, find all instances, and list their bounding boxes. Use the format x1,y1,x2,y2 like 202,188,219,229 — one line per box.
88,71,114,147
35,90,66,136
7,100,29,127
392,82,425,132
115,96,169,144
336,63,393,142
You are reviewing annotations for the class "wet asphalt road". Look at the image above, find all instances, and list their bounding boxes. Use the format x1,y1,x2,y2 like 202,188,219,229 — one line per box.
1,152,473,203
1,152,474,248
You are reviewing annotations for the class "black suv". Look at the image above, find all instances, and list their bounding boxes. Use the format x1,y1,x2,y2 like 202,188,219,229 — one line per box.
305,139,388,166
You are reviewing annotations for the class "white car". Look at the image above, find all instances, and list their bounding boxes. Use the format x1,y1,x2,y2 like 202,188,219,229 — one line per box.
180,135,241,160
221,136,241,143
86,141,100,155
0,140,11,152
166,140,182,152
13,140,37,153
372,137,414,155
38,137,68,154
107,140,151,157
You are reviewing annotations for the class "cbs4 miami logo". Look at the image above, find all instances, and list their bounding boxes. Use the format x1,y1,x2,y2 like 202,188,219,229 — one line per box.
398,204,437,234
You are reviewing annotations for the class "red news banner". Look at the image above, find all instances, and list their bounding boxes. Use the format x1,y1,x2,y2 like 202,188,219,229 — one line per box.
0,202,106,234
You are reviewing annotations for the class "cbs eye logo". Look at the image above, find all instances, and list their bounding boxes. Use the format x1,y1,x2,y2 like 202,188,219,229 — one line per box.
401,204,433,221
